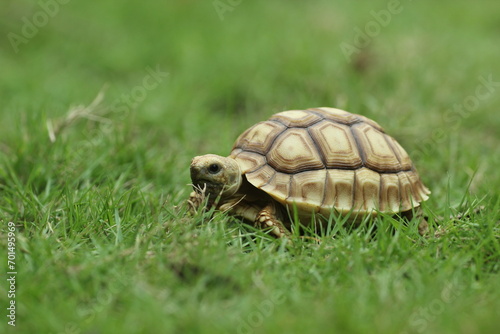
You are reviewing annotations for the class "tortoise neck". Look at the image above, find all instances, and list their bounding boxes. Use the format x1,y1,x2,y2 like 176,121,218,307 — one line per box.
222,157,242,197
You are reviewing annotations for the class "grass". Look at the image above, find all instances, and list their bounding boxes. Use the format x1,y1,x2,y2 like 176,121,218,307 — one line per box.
1,0,500,333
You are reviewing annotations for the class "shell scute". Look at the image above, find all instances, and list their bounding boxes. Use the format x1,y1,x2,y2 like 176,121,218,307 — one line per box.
231,150,266,174
386,136,413,170
321,169,355,215
287,170,326,212
260,172,291,203
233,121,286,155
397,172,414,211
352,123,401,172
309,120,363,169
379,173,401,212
267,128,324,173
309,107,359,125
246,164,275,188
270,110,322,127
353,168,381,212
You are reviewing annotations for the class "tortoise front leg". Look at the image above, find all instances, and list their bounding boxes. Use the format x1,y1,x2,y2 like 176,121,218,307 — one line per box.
220,200,291,238
187,191,200,214
255,203,291,238
188,190,206,215
218,197,258,220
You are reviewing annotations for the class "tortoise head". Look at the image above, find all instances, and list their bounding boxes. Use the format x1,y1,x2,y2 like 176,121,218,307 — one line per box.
190,154,242,202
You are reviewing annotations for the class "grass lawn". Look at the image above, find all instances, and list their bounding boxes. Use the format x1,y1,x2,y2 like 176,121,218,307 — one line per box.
1,0,500,333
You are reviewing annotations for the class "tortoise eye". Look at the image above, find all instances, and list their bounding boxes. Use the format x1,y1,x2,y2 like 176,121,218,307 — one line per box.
208,163,221,174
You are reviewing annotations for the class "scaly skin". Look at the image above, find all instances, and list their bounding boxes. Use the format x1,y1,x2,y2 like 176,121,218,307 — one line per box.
254,203,291,238
189,154,292,238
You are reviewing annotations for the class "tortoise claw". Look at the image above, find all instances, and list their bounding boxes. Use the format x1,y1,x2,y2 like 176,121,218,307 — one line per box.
254,207,291,238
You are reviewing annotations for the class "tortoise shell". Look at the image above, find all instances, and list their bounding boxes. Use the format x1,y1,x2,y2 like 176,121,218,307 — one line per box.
229,107,430,218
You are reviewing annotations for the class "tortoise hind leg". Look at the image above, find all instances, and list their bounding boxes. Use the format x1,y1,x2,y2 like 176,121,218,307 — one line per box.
401,207,428,236
255,203,291,238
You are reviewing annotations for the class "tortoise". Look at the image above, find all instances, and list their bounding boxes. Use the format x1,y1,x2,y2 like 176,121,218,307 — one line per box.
188,107,430,237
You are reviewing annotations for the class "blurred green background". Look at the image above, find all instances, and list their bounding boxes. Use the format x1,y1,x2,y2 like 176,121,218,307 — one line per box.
1,0,500,333
1,0,500,192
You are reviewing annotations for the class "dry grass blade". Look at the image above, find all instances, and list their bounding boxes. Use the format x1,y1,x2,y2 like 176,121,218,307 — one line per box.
47,86,111,143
